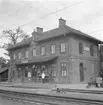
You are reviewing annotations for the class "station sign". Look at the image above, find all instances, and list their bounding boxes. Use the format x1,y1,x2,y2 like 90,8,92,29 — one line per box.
21,60,28,63
84,46,90,52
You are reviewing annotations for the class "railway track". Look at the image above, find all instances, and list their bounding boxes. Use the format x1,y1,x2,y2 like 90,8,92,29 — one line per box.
57,88,103,94
0,89,103,105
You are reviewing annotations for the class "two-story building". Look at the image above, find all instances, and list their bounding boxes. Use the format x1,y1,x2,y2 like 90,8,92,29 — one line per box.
7,18,102,84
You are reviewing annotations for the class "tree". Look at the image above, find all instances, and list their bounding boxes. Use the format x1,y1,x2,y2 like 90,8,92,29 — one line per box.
0,57,9,68
0,27,30,56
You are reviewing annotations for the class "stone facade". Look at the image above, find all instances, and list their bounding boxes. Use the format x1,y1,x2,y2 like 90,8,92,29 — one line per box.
8,18,102,84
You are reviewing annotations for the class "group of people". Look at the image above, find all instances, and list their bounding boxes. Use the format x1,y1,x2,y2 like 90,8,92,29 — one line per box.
87,76,103,88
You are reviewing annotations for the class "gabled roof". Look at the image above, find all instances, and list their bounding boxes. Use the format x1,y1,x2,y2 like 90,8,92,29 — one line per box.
36,25,102,43
7,37,32,50
0,67,8,74
7,25,102,50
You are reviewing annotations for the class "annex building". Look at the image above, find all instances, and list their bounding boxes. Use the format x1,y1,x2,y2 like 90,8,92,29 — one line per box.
8,18,102,84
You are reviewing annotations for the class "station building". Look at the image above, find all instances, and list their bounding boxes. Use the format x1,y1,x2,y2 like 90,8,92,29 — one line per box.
8,18,102,84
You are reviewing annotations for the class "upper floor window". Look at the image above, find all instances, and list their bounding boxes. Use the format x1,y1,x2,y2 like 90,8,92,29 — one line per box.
41,47,45,56
51,44,56,54
60,42,66,53
13,54,16,60
18,52,22,59
90,45,94,56
32,48,36,57
79,43,83,54
61,62,67,76
25,50,28,59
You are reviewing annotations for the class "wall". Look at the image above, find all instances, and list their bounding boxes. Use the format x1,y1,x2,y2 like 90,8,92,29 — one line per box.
69,35,100,83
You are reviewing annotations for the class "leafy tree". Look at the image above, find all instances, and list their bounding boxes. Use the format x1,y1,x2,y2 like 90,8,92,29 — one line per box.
0,57,9,68
0,27,30,56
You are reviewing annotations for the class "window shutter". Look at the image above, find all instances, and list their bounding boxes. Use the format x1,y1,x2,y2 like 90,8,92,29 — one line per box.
79,43,83,54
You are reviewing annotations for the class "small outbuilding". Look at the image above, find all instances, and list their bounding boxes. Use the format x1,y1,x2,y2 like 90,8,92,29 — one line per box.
0,67,8,82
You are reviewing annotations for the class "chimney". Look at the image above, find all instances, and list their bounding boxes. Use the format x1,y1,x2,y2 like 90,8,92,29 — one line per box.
36,27,43,34
31,29,37,41
59,18,66,27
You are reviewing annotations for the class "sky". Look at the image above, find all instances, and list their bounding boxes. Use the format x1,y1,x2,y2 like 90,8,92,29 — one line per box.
0,0,103,58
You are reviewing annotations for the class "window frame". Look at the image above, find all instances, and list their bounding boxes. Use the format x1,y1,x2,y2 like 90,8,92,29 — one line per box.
18,52,22,60
79,42,83,54
51,44,56,54
90,45,94,56
32,48,36,57
60,42,66,53
41,46,45,56
25,50,28,59
61,62,67,77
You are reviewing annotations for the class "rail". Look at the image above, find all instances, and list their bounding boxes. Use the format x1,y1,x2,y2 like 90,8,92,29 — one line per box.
0,89,103,105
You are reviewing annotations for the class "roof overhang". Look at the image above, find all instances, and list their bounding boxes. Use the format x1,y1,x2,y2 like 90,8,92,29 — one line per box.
15,56,58,65
0,67,8,74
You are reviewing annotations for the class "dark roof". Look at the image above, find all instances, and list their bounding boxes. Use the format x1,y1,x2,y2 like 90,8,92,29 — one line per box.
15,56,58,65
7,37,32,50
8,25,102,50
0,67,8,74
36,26,102,43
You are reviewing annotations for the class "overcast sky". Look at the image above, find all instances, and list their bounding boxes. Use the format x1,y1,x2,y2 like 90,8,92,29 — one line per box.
0,0,103,58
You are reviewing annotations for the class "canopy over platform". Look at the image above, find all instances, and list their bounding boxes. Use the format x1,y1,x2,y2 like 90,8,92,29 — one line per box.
15,56,58,65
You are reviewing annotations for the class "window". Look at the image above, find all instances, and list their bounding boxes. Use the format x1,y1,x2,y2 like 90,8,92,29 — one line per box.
60,42,66,53
13,54,16,60
52,71,56,76
51,64,56,76
61,62,67,76
25,50,28,58
41,47,45,55
33,48,36,57
51,44,56,54
52,64,56,68
79,63,84,82
18,52,22,59
90,45,94,56
79,43,83,54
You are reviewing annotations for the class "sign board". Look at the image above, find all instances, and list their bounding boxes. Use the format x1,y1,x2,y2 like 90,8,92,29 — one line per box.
84,46,90,52
21,60,28,63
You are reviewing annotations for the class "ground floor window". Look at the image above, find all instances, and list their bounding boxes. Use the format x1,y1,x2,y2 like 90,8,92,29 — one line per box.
52,70,56,77
80,63,84,82
61,70,66,76
61,62,67,76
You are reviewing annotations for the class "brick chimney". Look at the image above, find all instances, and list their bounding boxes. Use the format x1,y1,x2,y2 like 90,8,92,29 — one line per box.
31,29,37,41
36,27,43,35
59,18,66,27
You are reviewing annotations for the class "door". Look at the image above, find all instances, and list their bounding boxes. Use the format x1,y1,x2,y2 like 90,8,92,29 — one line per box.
80,63,84,82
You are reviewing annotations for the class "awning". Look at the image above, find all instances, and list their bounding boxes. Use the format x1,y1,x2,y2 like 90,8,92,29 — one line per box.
0,67,8,74
15,56,58,65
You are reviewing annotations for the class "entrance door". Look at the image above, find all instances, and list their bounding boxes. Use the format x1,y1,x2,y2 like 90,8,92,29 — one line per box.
79,63,84,82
